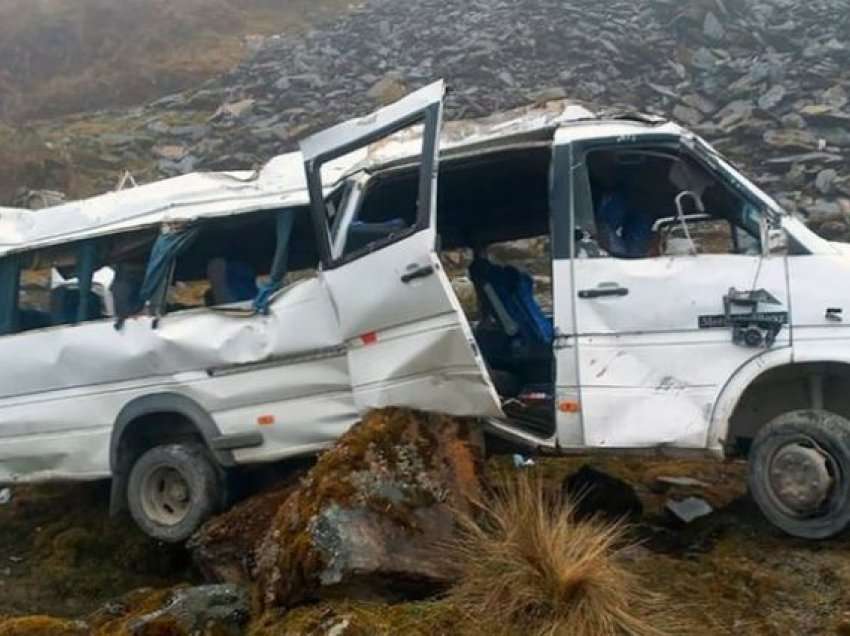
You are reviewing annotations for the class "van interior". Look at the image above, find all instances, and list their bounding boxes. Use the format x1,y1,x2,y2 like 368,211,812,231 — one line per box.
1,229,157,335
342,143,557,437
583,147,763,257
168,208,320,310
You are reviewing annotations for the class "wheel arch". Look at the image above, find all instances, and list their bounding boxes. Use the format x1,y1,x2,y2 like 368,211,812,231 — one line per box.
710,351,850,457
109,393,233,514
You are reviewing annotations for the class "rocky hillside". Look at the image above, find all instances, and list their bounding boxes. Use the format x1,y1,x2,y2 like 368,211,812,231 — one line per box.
3,0,849,240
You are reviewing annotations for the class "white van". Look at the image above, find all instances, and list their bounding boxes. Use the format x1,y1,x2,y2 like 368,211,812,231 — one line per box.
1,81,848,541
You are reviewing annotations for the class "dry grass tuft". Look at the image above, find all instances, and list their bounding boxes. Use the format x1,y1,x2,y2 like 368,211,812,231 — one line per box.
443,474,674,636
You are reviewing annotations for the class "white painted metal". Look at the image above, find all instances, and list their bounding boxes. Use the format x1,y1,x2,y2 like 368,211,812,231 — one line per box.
309,81,502,418
571,254,789,449
0,273,358,482
552,258,584,447
322,235,502,417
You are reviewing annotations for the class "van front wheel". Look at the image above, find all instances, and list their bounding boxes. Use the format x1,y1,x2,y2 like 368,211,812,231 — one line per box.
748,409,850,540
127,442,221,543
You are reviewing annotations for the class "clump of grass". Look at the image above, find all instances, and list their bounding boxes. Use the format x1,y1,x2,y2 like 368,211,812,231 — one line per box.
443,474,672,636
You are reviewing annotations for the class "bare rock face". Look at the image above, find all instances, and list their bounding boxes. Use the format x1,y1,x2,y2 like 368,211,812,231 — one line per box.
253,407,484,610
93,585,249,635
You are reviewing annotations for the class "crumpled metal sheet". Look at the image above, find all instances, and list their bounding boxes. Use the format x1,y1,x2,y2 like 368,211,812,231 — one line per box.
0,94,597,257
0,276,358,482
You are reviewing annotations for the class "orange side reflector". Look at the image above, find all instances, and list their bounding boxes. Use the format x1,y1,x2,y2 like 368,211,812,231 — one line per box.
559,401,581,413
257,415,275,426
360,331,378,346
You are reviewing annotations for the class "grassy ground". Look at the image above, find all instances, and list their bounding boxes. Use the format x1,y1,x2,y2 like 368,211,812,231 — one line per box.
0,481,196,618
1,455,849,633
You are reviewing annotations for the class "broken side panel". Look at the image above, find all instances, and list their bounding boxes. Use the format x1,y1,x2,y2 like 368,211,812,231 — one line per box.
302,81,502,418
323,233,502,416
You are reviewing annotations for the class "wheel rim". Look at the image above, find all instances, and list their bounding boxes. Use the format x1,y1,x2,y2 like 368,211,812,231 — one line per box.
766,436,840,518
140,465,192,526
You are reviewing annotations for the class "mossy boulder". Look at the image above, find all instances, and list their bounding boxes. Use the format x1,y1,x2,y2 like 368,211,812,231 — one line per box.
189,486,297,585
253,407,484,610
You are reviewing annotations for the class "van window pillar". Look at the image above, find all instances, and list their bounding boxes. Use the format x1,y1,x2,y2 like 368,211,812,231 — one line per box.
0,256,21,335
253,208,296,314
75,241,97,323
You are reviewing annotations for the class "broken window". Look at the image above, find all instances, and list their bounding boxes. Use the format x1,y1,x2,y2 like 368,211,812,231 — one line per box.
350,143,556,433
579,147,762,258
0,229,156,335
159,206,317,314
329,142,426,263
435,145,556,434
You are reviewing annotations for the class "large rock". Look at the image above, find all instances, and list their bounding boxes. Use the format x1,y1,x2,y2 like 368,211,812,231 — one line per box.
188,486,297,585
254,407,484,610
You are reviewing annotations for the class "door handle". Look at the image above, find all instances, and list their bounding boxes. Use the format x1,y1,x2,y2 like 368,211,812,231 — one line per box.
578,285,629,299
401,264,435,283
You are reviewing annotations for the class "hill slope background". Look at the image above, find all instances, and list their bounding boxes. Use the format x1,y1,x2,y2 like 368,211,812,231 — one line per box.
0,0,350,122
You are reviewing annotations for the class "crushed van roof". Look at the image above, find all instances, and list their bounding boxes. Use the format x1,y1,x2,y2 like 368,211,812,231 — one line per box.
0,95,669,256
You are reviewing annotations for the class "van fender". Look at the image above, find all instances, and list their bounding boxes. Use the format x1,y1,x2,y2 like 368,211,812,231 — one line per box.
111,392,234,470
708,345,850,454
108,392,261,514
707,347,793,454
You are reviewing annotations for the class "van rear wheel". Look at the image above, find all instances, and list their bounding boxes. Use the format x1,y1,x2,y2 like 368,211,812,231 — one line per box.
127,442,221,543
748,409,850,540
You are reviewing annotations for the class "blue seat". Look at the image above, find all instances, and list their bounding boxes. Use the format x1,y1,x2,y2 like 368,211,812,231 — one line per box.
469,258,553,350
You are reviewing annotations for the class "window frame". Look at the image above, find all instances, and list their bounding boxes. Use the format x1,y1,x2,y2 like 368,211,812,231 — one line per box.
328,166,425,267
302,87,444,271
156,207,313,317
0,242,115,337
570,135,768,260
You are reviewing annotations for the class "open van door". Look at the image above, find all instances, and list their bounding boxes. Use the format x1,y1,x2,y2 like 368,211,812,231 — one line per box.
302,81,502,417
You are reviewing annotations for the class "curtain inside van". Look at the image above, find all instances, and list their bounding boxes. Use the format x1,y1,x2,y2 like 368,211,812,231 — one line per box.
138,227,201,308
253,208,296,314
0,256,21,335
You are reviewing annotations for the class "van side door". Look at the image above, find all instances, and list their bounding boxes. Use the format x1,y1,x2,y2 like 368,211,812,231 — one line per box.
302,81,502,417
560,133,790,450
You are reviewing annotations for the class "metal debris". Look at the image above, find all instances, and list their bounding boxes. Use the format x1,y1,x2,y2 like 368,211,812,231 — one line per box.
666,497,714,524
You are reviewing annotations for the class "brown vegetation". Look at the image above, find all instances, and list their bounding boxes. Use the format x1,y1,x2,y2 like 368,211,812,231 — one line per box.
442,474,672,636
0,0,351,123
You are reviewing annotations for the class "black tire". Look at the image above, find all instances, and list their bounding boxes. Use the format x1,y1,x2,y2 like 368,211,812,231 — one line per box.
127,442,222,543
748,409,850,539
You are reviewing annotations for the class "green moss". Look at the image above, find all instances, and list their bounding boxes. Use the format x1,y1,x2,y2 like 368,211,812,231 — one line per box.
0,616,87,636
0,483,194,617
248,600,465,636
